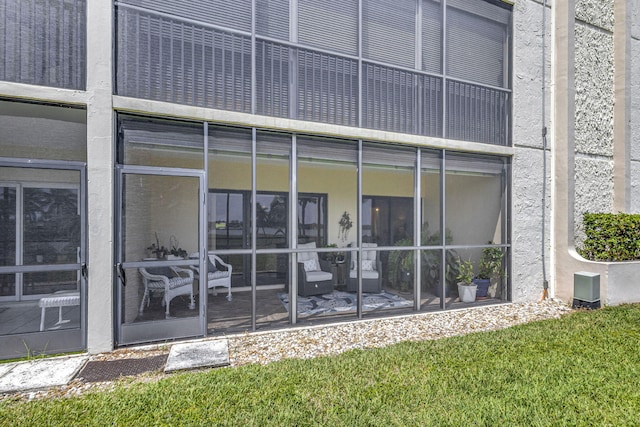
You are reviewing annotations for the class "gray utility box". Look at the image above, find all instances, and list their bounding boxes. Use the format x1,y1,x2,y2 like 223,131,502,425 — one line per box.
573,271,600,309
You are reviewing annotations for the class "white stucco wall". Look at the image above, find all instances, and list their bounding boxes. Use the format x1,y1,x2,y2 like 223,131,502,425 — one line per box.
630,0,640,212
511,0,551,302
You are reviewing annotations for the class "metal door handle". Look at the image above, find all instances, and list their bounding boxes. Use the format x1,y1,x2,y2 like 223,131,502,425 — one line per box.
116,263,127,287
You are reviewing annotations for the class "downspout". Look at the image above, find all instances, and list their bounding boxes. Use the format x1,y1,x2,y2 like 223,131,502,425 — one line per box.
541,0,550,299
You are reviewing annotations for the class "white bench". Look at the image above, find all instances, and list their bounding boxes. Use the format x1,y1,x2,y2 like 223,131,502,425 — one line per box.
38,290,80,331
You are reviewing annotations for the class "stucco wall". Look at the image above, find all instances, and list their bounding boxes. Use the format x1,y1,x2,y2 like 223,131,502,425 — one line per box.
630,0,640,212
511,0,551,302
573,0,615,247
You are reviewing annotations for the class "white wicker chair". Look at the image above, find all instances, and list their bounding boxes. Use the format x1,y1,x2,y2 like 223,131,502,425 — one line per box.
139,266,195,318
189,253,233,301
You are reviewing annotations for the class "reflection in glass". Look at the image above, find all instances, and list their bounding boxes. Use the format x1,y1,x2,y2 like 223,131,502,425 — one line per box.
0,186,16,269
445,153,506,245
121,174,200,323
23,187,79,266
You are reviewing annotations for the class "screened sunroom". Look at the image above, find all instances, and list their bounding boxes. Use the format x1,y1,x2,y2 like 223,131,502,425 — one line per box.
115,114,509,344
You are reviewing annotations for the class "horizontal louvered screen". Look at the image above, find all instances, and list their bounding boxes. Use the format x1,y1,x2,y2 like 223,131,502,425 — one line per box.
363,63,442,137
0,0,86,89
256,0,290,40
446,0,510,88
256,40,290,118
296,47,358,126
117,6,251,113
114,0,511,146
422,0,442,74
445,80,510,145
363,0,416,69
119,0,252,33
298,0,358,56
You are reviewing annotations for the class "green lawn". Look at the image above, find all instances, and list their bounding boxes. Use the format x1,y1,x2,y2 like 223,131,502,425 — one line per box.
2,305,640,426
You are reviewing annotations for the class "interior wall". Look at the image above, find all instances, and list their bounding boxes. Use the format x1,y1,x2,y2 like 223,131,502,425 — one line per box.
0,101,86,161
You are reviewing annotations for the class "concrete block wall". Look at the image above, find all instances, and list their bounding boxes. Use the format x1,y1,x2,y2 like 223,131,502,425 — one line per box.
573,0,615,247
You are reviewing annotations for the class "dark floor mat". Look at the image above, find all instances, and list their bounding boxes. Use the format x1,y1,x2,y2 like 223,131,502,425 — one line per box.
77,354,168,383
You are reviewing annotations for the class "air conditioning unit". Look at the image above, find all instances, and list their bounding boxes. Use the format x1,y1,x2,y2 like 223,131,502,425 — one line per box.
573,271,600,309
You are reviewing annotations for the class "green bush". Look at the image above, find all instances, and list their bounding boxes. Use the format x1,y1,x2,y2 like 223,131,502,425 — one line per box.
579,212,640,261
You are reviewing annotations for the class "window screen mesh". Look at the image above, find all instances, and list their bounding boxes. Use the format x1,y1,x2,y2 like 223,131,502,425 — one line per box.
0,0,86,89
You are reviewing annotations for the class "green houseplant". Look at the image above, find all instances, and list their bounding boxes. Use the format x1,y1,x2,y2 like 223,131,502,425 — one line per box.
474,242,504,298
456,258,476,302
387,224,460,295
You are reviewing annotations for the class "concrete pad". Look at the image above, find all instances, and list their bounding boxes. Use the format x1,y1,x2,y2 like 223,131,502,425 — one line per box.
165,339,229,373
0,363,15,378
0,356,88,393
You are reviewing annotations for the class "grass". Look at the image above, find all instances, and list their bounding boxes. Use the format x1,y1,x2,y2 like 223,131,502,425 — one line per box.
2,304,640,426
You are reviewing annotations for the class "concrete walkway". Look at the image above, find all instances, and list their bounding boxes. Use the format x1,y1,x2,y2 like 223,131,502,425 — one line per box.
0,339,229,394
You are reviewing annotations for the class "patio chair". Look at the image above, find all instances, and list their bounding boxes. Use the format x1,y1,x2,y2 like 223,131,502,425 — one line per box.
189,253,233,301
139,266,195,318
347,243,383,293
297,242,334,297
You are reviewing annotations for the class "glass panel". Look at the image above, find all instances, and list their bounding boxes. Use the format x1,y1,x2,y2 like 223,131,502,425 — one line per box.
296,136,357,321
362,143,416,247
205,252,248,334
0,274,16,299
256,253,288,328
0,101,86,162
297,194,326,246
122,174,200,322
421,149,442,245
118,115,204,168
420,249,444,307
0,274,80,334
256,131,290,249
445,153,506,245
207,126,251,250
23,186,80,266
0,186,17,272
372,248,414,316
208,125,252,290
23,270,78,296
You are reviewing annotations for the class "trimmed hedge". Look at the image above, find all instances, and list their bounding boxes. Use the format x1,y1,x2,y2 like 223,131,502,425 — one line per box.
579,213,640,261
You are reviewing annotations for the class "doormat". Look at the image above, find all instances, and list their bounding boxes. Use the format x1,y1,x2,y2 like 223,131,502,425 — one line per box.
76,354,168,383
278,290,412,317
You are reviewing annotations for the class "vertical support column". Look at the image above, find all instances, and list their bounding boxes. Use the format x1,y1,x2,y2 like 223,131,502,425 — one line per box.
85,0,114,353
290,134,298,325
552,0,576,302
613,0,631,212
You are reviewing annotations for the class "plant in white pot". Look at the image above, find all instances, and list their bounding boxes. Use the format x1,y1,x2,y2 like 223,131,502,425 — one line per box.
456,258,477,303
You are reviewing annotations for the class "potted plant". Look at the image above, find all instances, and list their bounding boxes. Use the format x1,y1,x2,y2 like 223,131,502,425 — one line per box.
473,242,504,299
456,258,477,303
338,211,353,242
387,224,460,296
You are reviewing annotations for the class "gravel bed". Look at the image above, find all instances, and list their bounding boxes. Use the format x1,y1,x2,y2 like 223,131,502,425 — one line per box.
1,299,572,402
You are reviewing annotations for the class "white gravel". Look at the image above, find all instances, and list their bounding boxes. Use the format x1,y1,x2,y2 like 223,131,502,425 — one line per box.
1,299,573,402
